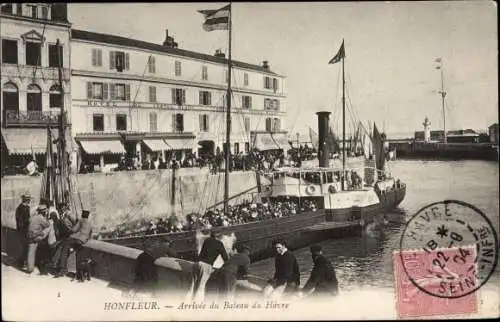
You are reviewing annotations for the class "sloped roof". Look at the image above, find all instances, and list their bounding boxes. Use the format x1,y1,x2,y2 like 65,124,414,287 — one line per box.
71,29,279,76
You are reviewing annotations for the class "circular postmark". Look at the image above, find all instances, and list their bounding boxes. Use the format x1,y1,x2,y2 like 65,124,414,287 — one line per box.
399,200,498,299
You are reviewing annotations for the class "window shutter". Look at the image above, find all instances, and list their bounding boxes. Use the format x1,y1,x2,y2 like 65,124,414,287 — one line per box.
125,53,130,70
97,50,102,66
125,84,131,101
110,84,116,100
151,57,155,73
87,82,93,99
172,114,176,131
103,83,108,100
182,89,186,104
91,49,96,66
110,51,115,69
171,88,175,104
208,93,211,106
199,91,203,105
199,114,203,131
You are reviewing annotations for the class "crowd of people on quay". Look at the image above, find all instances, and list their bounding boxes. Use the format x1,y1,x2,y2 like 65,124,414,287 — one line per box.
100,198,319,239
14,193,93,277
11,191,338,301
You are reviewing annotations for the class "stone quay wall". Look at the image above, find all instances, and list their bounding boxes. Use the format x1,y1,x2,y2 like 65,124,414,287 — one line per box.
1,169,261,231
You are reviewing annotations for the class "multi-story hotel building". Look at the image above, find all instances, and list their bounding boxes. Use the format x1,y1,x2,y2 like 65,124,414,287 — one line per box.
70,28,287,168
1,3,72,173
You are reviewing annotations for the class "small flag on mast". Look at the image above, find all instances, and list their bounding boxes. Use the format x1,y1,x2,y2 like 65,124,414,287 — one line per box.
198,4,230,32
329,40,345,64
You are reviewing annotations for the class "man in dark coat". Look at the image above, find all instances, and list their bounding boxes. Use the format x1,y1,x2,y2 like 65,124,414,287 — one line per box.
301,244,339,297
264,239,300,298
206,243,251,300
15,193,32,268
134,237,177,292
191,231,229,301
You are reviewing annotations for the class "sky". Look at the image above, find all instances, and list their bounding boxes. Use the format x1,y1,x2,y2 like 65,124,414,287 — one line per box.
68,1,498,138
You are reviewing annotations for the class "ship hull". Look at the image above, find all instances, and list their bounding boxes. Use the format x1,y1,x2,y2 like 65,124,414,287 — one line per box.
106,185,406,262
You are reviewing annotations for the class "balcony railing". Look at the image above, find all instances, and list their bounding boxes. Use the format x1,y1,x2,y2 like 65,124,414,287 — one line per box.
1,65,70,82
4,110,62,127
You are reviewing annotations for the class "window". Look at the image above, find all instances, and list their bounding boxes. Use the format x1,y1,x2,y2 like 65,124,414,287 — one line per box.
265,117,272,132
273,118,281,131
110,83,130,101
175,61,181,76
234,143,239,154
264,76,272,89
41,6,48,19
148,56,156,73
27,4,37,18
2,39,18,64
27,84,41,111
199,114,209,132
48,44,63,67
172,113,184,132
149,112,158,132
116,114,127,131
202,66,208,80
149,86,156,103
2,82,19,112
264,98,271,110
93,114,104,132
110,51,129,71
16,4,22,15
242,96,252,109
244,142,250,153
244,117,250,132
273,78,279,92
274,99,280,110
25,42,41,66
172,88,185,105
91,49,102,67
225,69,229,83
87,82,108,100
244,73,249,86
199,91,211,106
1,4,13,14
49,85,62,108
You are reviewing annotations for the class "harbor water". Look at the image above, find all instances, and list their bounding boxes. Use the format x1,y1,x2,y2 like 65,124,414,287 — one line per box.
250,159,500,295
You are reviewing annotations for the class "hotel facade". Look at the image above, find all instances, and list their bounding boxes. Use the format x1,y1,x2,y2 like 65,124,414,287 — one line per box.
2,3,287,172
1,3,72,172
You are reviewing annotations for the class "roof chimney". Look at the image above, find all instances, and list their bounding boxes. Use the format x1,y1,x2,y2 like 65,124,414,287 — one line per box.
214,49,226,58
163,29,178,48
262,60,269,70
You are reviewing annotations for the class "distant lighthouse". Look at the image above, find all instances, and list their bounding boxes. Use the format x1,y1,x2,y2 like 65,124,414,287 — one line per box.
423,117,431,143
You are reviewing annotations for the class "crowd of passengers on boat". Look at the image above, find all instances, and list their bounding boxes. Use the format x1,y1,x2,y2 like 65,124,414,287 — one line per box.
98,199,319,240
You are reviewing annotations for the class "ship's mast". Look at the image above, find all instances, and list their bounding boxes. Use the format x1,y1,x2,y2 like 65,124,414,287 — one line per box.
436,58,447,143
341,40,346,191
223,2,233,215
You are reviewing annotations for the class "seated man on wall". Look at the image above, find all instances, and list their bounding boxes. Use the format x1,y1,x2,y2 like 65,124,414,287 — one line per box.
134,237,178,294
26,204,52,274
50,202,80,272
53,210,93,278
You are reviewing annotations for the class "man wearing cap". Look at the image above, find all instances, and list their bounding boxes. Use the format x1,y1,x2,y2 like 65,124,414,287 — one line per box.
50,203,79,271
53,210,93,277
191,231,229,301
15,193,32,268
26,204,51,273
300,244,339,297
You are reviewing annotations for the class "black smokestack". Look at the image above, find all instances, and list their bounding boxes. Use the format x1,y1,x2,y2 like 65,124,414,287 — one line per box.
316,111,331,168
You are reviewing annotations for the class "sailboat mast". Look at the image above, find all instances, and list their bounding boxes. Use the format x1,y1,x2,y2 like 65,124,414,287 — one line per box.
223,2,233,215
341,40,346,191
439,60,447,143
56,38,67,205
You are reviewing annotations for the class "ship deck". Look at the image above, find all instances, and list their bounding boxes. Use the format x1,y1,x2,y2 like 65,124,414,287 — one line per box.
304,220,360,232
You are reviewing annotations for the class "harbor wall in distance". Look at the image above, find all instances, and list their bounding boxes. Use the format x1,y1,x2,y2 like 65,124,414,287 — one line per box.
1,169,263,231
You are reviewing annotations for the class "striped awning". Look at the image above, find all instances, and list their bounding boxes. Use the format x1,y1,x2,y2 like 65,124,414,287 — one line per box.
79,140,125,154
1,128,61,155
252,133,290,151
164,138,195,150
272,133,290,150
143,139,170,151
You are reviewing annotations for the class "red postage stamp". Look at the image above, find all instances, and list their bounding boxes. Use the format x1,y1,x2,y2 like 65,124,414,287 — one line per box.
393,245,479,318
